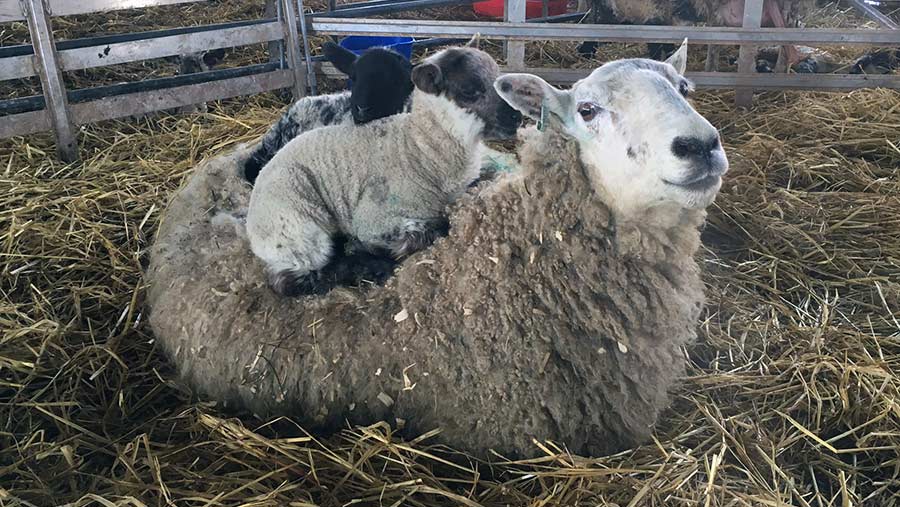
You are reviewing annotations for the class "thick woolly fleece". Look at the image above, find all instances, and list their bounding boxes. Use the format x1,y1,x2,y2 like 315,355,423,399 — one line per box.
243,92,357,184
146,126,707,458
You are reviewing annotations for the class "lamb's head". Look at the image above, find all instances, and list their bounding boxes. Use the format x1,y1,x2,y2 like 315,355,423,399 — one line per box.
411,38,522,140
496,40,729,218
323,42,414,124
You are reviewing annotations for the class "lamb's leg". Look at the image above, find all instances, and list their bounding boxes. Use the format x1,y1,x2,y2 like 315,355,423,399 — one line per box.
248,217,334,297
388,219,450,259
357,218,449,261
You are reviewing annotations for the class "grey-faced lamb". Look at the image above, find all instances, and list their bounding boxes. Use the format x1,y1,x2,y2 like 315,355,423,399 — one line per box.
243,42,415,184
146,42,730,458
246,45,522,297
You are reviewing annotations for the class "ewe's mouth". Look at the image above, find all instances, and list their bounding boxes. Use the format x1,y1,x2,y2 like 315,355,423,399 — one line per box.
663,173,721,192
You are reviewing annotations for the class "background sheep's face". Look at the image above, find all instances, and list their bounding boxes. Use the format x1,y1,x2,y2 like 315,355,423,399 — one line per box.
323,43,414,125
496,43,728,217
412,47,522,140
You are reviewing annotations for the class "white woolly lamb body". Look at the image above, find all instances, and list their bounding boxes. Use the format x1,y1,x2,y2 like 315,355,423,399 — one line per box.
247,89,485,293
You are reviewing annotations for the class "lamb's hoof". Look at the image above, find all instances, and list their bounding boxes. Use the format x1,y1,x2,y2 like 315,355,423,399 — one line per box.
334,253,397,285
270,270,319,298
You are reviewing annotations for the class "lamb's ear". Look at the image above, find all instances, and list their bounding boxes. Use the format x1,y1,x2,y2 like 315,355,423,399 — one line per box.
465,33,481,49
412,63,443,95
323,41,358,78
665,38,688,75
494,73,571,121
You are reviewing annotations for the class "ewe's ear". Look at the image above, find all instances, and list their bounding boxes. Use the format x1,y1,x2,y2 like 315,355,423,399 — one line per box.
412,63,443,95
323,41,358,78
494,73,572,121
465,33,481,49
665,38,688,75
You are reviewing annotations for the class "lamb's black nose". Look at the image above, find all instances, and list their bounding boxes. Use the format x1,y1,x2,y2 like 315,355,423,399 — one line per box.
671,136,720,160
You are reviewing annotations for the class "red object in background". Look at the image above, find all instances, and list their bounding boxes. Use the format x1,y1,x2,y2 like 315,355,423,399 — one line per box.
472,0,567,19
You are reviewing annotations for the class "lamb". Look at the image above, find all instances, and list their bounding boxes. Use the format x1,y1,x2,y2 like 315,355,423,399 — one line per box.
243,42,414,184
146,41,729,458
246,45,523,297
578,0,815,72
176,48,227,114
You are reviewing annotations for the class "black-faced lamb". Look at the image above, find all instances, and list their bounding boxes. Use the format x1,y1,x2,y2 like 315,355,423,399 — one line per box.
243,42,414,184
246,45,522,297
146,42,729,458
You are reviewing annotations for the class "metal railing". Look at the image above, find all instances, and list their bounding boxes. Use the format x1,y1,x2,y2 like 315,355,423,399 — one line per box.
1,0,898,161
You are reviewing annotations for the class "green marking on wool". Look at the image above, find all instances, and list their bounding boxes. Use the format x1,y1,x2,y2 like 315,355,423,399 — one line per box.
537,102,548,132
485,153,517,174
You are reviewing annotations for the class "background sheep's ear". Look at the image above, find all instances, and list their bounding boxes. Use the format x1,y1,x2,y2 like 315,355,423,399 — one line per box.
465,33,481,49
665,38,688,75
494,73,571,121
323,41,358,79
412,63,443,95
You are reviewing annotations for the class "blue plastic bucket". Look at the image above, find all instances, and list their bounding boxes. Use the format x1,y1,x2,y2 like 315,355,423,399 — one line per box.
338,36,414,60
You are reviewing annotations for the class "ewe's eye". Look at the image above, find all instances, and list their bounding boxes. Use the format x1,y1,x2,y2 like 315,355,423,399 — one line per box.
577,102,600,122
678,80,691,97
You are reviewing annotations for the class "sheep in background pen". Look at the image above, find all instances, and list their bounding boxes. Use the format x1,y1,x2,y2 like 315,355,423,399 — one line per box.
577,0,817,72
176,48,227,114
247,44,523,296
146,41,730,458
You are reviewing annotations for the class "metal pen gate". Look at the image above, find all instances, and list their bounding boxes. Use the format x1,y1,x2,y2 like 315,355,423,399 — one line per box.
1,0,898,161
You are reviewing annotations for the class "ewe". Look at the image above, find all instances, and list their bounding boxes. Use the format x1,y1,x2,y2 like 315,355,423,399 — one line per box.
246,45,522,297
147,42,729,457
243,42,414,184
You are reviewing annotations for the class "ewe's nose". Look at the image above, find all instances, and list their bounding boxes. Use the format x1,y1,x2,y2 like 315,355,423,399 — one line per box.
671,136,720,160
671,135,728,176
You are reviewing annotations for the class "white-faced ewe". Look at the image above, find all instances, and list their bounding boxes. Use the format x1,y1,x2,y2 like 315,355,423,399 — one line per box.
246,45,522,297
243,42,414,184
578,0,814,71
146,42,729,458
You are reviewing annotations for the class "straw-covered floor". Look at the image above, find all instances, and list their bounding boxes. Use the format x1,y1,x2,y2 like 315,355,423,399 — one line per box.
2,0,900,501
2,79,899,505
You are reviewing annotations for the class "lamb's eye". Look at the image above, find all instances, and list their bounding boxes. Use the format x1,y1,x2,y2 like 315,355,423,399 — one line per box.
678,81,691,97
459,88,481,101
577,102,600,122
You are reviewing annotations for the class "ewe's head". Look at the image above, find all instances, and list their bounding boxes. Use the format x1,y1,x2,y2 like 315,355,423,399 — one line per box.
323,42,414,125
496,41,728,218
411,37,522,140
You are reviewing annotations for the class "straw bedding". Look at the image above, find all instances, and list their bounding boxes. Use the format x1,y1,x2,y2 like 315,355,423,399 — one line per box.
2,1,900,502
2,82,899,504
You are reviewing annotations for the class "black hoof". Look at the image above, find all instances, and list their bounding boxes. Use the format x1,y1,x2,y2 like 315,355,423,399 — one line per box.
270,269,317,298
